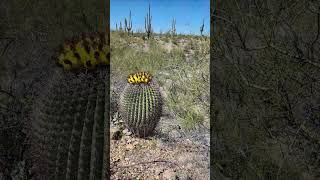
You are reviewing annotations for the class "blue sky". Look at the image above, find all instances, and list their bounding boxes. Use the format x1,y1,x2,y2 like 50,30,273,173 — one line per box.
111,0,210,35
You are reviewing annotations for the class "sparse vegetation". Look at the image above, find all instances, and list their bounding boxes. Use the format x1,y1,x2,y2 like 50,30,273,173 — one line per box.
111,30,209,131
110,13,210,176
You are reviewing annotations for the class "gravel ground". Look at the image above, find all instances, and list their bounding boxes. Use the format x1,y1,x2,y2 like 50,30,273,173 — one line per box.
110,109,210,180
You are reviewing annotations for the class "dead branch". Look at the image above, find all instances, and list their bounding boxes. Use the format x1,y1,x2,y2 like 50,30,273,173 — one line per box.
0,89,15,98
269,43,320,69
225,55,272,91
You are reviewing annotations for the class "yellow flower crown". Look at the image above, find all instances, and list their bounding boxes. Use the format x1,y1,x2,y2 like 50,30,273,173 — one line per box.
54,32,110,71
127,71,152,84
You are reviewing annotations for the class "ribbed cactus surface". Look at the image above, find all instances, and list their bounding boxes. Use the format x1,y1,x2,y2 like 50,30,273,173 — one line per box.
120,72,162,137
31,32,109,180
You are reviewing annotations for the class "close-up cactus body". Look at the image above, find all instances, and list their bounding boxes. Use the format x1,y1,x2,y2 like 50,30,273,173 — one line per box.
31,32,110,180
120,72,162,137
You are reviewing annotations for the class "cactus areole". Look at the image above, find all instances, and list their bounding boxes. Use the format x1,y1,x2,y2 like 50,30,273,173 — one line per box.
31,32,110,180
120,72,163,137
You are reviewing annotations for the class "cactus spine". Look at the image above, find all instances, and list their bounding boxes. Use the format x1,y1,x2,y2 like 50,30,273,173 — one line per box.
119,72,162,137
31,32,110,180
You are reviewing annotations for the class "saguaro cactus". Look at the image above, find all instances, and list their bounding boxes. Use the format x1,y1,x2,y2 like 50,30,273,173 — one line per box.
171,18,176,36
31,32,110,180
119,72,162,137
200,19,205,36
125,10,133,35
144,3,152,39
119,21,123,32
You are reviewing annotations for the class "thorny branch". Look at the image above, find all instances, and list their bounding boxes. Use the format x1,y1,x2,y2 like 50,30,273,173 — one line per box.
0,89,15,98
223,51,272,91
1,38,15,56
269,43,320,69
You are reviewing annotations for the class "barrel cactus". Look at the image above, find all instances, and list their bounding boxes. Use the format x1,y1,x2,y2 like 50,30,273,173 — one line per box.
30,32,110,180
119,71,163,137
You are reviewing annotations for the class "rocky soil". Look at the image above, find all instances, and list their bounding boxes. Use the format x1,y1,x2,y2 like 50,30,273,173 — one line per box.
110,113,210,180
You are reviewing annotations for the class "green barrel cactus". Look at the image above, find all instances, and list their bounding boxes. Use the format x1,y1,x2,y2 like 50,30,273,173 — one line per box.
30,32,110,180
119,72,163,137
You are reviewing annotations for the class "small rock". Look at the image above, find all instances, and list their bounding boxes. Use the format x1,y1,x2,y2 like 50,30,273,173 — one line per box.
155,168,164,175
123,128,132,136
162,169,176,180
176,172,192,180
111,112,119,122
113,157,120,162
126,144,134,150
168,129,182,139
110,127,122,140
156,139,166,149
186,162,193,169
165,79,173,87
203,136,210,147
